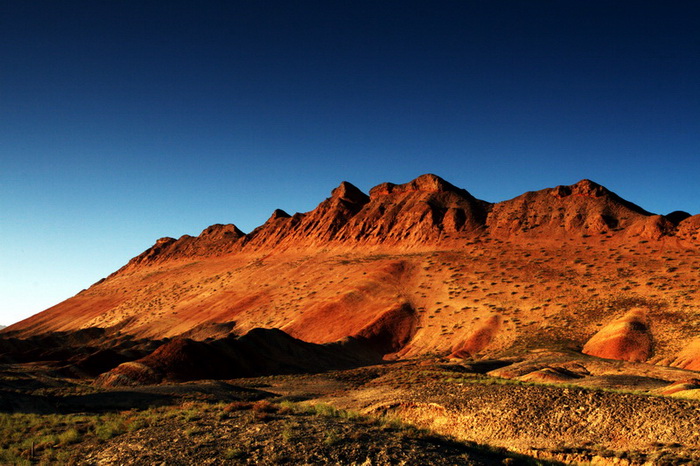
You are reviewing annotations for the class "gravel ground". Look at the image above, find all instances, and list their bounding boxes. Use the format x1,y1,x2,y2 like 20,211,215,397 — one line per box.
69,403,533,465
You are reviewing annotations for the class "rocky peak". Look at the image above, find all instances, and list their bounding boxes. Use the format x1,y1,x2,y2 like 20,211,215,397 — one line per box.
331,181,370,205
155,237,176,246
551,179,608,199
571,179,608,198
665,210,692,225
199,224,245,240
268,209,291,221
368,174,462,199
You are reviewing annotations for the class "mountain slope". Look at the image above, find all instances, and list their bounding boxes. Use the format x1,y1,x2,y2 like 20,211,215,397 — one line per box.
3,175,699,372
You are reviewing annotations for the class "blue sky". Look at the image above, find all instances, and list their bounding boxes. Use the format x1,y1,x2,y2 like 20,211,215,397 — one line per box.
2,1,699,326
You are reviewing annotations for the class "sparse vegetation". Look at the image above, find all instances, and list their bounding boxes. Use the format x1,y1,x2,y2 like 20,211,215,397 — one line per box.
0,395,549,465
4,179,700,464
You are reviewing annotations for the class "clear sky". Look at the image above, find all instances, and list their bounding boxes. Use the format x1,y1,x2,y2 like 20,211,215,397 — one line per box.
2,1,699,326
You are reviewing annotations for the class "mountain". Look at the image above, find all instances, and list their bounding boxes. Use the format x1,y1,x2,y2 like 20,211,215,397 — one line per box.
2,174,699,383
487,179,654,237
105,174,697,273
124,174,490,265
111,175,700,272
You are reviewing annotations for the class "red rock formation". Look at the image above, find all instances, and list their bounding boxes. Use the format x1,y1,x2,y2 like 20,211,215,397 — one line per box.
449,316,501,359
487,179,651,237
233,174,490,251
4,174,697,372
520,367,583,384
334,174,490,245
353,303,417,355
656,378,700,396
245,181,370,249
582,309,653,362
116,175,678,271
624,215,675,240
671,338,700,371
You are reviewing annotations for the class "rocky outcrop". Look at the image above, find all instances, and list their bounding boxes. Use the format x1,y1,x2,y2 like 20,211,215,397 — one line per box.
655,378,700,396
582,309,653,362
245,174,490,249
353,303,417,355
625,215,675,240
519,367,584,384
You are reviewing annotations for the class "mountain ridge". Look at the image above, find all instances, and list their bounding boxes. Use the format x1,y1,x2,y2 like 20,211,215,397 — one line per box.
116,174,697,271
3,174,700,375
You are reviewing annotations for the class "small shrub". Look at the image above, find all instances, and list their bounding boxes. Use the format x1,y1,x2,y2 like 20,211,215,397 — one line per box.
126,418,147,432
277,400,298,415
223,401,252,413
310,403,340,418
251,400,277,413
184,427,200,437
224,447,247,460
95,420,126,441
323,430,341,446
378,416,405,431
281,422,300,443
58,428,80,445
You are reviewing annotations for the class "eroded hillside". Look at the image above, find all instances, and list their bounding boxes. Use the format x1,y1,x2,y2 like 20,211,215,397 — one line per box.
3,175,700,379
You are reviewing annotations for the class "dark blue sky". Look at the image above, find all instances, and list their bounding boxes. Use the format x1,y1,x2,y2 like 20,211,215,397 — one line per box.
2,1,699,324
